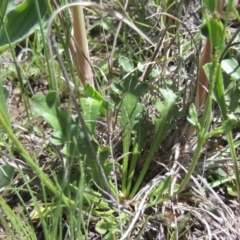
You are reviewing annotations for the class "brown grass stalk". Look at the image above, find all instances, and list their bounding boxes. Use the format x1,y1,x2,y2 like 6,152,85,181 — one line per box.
72,4,94,88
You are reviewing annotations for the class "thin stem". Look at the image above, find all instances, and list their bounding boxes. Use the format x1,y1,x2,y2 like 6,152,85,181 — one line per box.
177,135,205,193
0,114,74,207
227,132,240,204
50,35,113,199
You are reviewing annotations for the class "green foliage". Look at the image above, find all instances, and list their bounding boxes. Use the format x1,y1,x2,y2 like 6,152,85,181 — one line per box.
209,168,239,197
95,214,125,239
0,0,47,51
206,114,238,138
111,56,180,198
0,79,11,128
30,87,112,190
31,91,73,144
212,59,240,199
2,0,240,238
84,84,113,114
126,116,152,194
130,87,179,198
80,98,102,135
0,0,8,27
0,165,14,189
119,55,134,73
148,176,176,207
0,196,36,239
0,86,72,210
111,56,149,196
221,58,240,112
180,1,240,200
82,84,113,135
221,58,240,79
203,0,218,12
187,104,201,132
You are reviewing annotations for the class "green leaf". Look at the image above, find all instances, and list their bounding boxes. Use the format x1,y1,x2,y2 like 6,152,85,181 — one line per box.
62,124,98,159
204,62,228,118
84,84,113,112
206,114,238,137
119,56,134,73
0,0,48,51
0,0,8,27
130,87,179,198
203,63,211,81
119,76,148,194
221,58,240,80
209,174,236,188
95,146,111,178
0,165,14,189
187,104,201,131
31,92,67,130
0,79,11,128
227,184,237,196
148,176,173,206
95,220,108,235
50,130,66,145
99,146,110,165
87,146,112,188
31,92,73,143
228,88,240,112
213,63,228,118
111,83,125,95
208,18,225,53
216,167,227,177
127,117,152,193
204,0,217,12
60,125,109,189
95,216,120,236
200,22,209,38
80,97,101,136
109,92,121,105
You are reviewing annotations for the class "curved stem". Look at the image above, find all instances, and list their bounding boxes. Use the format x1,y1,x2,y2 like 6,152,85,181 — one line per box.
177,135,205,193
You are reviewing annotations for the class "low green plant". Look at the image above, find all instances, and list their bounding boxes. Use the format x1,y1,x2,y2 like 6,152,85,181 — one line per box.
1,0,240,239
110,56,180,199
0,0,47,52
30,85,114,188
178,0,240,201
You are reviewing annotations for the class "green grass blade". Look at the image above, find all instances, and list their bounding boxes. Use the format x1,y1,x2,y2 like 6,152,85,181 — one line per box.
0,196,36,239
214,63,240,203
119,75,148,196
0,0,47,51
126,117,150,193
0,96,74,207
130,88,178,198
0,79,11,129
0,0,8,27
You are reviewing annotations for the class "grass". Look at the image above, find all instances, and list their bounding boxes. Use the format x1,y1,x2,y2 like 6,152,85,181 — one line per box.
0,0,240,239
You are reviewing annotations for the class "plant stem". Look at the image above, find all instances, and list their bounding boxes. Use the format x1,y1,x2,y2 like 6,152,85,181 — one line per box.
177,135,205,193
0,114,74,207
178,20,220,193
72,3,94,87
227,132,240,204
